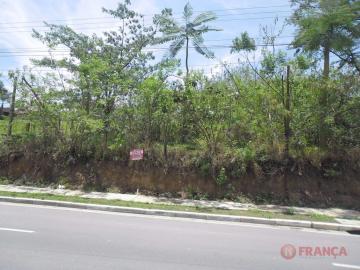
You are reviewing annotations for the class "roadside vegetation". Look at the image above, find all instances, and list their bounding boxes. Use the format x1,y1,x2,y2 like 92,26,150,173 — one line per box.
0,190,335,222
0,0,359,205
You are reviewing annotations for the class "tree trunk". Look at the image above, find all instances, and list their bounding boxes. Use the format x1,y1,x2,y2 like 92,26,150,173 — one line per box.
25,122,31,133
7,77,18,137
162,121,168,161
182,37,190,143
85,79,91,115
163,136,168,161
85,91,90,115
185,37,189,78
284,65,291,158
323,45,330,79
319,45,330,148
103,119,109,158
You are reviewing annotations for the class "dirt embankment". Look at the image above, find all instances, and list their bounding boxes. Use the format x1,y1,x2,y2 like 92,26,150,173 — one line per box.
0,152,359,210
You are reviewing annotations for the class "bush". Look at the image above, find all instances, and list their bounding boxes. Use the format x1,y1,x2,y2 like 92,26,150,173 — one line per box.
215,167,227,186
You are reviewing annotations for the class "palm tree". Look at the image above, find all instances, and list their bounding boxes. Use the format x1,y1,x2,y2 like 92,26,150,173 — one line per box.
155,2,220,76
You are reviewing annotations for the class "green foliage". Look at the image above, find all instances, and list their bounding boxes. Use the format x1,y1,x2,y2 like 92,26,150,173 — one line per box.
154,2,221,74
283,207,296,215
215,167,227,186
260,50,287,75
231,32,256,53
0,177,11,185
1,0,359,184
0,80,9,108
291,0,360,73
323,168,342,178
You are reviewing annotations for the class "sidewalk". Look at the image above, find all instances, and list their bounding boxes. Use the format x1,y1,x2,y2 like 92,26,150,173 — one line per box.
0,184,359,224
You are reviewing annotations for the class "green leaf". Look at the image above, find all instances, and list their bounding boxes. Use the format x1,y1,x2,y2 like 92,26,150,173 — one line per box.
192,11,217,26
183,2,193,21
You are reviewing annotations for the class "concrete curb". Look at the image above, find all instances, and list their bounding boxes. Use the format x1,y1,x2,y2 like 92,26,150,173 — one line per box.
1,196,359,232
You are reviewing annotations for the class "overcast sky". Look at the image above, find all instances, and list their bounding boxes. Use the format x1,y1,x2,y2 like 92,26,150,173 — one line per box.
0,0,294,81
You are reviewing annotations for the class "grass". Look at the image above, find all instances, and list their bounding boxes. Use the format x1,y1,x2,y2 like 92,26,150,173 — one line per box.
0,190,335,223
0,117,31,135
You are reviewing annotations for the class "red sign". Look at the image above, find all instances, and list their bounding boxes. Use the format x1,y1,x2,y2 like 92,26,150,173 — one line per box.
130,149,144,160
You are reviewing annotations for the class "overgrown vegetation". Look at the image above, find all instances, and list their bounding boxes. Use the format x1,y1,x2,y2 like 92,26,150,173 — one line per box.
0,0,359,189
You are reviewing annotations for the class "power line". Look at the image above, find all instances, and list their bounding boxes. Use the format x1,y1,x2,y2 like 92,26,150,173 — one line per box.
0,15,289,34
0,43,292,58
0,10,291,30
0,61,263,73
0,36,295,53
189,4,291,14
0,4,291,25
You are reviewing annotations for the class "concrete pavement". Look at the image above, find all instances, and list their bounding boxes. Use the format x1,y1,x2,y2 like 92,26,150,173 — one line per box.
0,202,359,270
1,196,360,231
1,184,359,220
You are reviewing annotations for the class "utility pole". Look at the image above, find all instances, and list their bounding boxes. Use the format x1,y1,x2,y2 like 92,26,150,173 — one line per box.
319,44,330,148
284,65,291,159
282,65,291,202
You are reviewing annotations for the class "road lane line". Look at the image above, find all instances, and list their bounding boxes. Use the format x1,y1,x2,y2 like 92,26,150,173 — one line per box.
0,227,34,233
333,263,360,269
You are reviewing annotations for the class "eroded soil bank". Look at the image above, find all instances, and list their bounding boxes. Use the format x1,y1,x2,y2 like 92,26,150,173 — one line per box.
0,152,359,210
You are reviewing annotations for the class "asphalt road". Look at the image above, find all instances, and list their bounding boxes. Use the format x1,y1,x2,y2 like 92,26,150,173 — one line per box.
0,202,359,270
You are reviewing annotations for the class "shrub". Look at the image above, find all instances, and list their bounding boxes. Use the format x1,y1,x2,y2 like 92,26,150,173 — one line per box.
215,167,227,186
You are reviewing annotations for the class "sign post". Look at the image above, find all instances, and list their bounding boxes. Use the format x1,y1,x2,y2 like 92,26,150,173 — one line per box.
130,149,144,161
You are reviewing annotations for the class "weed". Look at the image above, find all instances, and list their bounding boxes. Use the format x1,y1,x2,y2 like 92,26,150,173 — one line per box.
283,207,296,215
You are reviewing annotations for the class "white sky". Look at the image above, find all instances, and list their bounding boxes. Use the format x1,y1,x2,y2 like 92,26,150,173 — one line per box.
0,0,294,84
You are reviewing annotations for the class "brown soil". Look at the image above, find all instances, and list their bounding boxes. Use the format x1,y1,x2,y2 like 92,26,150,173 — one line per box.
0,152,359,210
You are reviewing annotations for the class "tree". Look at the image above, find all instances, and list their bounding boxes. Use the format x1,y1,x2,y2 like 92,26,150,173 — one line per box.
290,0,360,147
231,32,256,53
134,76,179,161
154,2,220,76
186,73,234,178
291,0,359,76
33,0,158,156
231,31,295,158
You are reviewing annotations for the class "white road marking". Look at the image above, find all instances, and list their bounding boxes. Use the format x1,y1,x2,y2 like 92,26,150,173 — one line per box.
0,227,34,233
333,263,360,269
